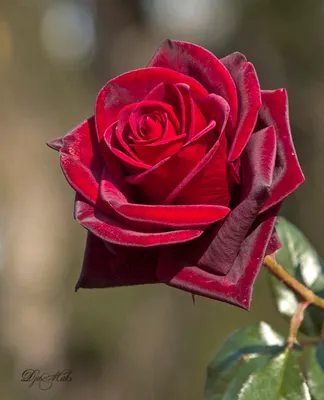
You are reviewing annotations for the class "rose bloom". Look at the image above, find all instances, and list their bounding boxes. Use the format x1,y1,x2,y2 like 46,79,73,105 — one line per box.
48,40,304,309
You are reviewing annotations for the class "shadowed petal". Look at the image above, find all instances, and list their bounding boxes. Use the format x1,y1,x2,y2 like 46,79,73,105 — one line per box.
258,89,305,212
75,233,159,290
187,126,277,276
221,53,262,182
157,205,280,309
221,53,261,157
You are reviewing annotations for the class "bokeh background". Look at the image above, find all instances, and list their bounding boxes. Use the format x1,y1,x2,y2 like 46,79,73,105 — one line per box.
0,0,323,399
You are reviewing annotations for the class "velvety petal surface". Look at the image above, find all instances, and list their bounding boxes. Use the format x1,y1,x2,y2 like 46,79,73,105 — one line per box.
186,125,277,276
148,40,238,128
59,117,104,205
75,233,159,290
157,205,280,309
221,52,262,164
75,195,205,247
164,130,232,206
126,121,217,204
258,89,305,211
99,167,230,229
96,67,209,140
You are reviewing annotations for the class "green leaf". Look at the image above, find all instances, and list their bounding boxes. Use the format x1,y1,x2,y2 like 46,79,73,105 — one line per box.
205,322,285,400
306,342,324,399
268,217,324,336
238,348,311,400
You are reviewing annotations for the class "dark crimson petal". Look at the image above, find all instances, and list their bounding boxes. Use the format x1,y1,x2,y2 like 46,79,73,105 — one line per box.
59,117,104,205
96,67,209,140
126,121,217,204
258,89,305,212
156,205,280,309
148,40,238,129
221,53,262,164
75,233,159,290
99,166,230,229
75,195,204,247
191,126,277,276
47,136,64,151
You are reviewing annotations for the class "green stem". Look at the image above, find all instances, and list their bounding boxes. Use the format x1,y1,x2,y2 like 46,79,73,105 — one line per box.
263,255,324,310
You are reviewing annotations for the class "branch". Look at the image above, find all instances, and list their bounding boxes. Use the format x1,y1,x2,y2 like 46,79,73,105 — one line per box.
263,255,324,310
287,301,310,348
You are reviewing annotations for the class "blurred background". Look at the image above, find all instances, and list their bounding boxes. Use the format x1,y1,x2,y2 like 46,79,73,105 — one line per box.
0,0,323,399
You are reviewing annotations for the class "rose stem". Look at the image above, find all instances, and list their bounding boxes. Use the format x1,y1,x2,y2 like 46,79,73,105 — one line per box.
287,301,310,348
263,255,324,310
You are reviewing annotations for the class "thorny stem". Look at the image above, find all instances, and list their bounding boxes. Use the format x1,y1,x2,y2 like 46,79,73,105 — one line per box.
263,255,324,310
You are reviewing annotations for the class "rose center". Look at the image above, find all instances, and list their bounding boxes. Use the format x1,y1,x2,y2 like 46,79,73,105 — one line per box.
139,114,162,140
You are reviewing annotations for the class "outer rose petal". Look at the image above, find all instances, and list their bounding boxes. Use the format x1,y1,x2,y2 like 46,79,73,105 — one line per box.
157,204,280,309
99,167,230,229
148,39,238,129
221,52,262,164
75,233,159,290
96,67,209,140
75,195,205,247
258,89,305,211
59,117,104,205
188,126,277,276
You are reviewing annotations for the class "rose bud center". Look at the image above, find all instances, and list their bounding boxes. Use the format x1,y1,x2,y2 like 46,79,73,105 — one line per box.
139,114,163,140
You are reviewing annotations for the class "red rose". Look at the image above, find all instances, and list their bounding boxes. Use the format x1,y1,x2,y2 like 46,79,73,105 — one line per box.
48,40,304,309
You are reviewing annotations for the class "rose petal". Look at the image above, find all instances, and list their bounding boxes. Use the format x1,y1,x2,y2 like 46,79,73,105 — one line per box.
148,40,238,128
126,121,217,204
165,129,232,206
156,204,280,309
59,117,104,205
143,83,184,135
96,67,209,140
99,166,230,229
130,134,186,165
104,122,150,175
165,95,231,205
258,89,305,212
221,53,262,164
75,233,159,290
75,195,205,247
196,93,230,130
188,126,277,276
